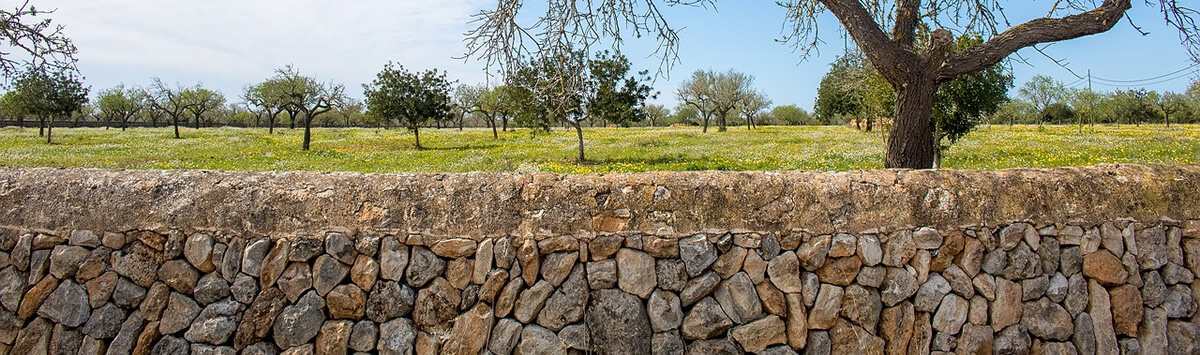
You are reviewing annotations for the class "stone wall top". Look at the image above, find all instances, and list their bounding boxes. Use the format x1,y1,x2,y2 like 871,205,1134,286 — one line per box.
1,165,1198,238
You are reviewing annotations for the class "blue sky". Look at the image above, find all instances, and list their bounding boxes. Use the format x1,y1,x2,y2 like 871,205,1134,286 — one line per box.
39,0,1200,111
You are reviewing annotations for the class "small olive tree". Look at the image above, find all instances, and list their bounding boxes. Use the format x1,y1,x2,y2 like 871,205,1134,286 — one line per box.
363,63,453,149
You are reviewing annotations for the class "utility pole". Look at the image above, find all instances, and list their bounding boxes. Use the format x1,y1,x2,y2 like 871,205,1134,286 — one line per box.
1088,70,1095,129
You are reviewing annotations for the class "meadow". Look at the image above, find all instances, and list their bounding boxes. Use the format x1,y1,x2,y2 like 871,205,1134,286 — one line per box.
0,124,1197,173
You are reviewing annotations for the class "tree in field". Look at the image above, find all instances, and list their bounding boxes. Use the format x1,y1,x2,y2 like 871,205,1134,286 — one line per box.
586,51,655,127
1155,92,1189,127
454,84,486,132
180,87,224,129
274,66,347,151
1,1,77,80
1069,88,1103,128
453,83,501,137
818,33,1013,160
9,68,88,143
710,71,752,132
149,79,193,139
1018,75,1067,124
243,82,287,133
1110,89,1160,125
477,87,507,137
504,65,556,132
676,71,718,132
670,104,700,126
492,84,526,131
539,50,591,161
96,85,148,131
814,55,865,125
464,0,1199,169
645,104,669,127
929,35,1014,164
515,49,592,160
363,63,452,149
0,90,26,126
770,104,813,125
737,91,770,129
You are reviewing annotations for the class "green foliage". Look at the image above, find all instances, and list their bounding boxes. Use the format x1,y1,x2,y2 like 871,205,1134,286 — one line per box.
180,86,225,128
768,104,815,125
1018,75,1068,112
1040,103,1076,124
586,51,655,127
931,35,1014,149
814,54,864,123
0,90,25,118
644,104,669,127
1109,89,1161,124
363,63,452,148
10,69,89,121
96,85,148,128
815,34,1013,147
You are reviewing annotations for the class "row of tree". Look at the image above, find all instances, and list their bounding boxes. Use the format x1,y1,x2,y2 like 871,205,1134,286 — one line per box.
1000,75,1200,126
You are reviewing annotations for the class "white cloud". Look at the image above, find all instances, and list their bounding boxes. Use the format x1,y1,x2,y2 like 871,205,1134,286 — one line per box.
40,0,490,99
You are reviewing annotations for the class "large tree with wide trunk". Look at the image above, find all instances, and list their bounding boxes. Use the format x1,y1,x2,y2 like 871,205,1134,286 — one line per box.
463,0,1200,168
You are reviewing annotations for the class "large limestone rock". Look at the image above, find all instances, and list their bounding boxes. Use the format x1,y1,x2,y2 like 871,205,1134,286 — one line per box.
731,315,787,353
616,248,656,298
1082,250,1127,286
442,304,494,355
377,318,415,355
1020,297,1073,341
679,235,717,277
587,289,652,353
273,291,326,348
37,280,90,327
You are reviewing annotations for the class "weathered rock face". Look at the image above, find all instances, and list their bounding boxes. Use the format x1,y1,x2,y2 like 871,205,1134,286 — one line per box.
0,166,1197,353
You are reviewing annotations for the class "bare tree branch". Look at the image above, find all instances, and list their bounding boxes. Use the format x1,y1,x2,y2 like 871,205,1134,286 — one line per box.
0,0,77,81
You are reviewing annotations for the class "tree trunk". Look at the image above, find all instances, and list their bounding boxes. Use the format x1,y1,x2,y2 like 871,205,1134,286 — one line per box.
413,126,422,149
489,114,498,139
302,114,313,151
502,116,509,131
269,115,276,134
885,79,939,169
173,117,181,139
573,123,585,162
718,113,727,132
194,114,202,129
290,112,297,129
45,117,52,144
702,114,710,133
38,117,44,137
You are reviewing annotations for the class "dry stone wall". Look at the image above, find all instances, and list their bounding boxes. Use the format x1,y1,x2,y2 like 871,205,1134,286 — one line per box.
0,166,1197,354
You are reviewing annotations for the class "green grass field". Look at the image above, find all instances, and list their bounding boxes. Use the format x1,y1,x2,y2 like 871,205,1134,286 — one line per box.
0,125,1197,173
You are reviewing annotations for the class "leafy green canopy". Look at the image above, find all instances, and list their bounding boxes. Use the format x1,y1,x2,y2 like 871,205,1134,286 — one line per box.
586,51,655,127
815,33,1013,154
10,68,88,119
363,63,452,147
